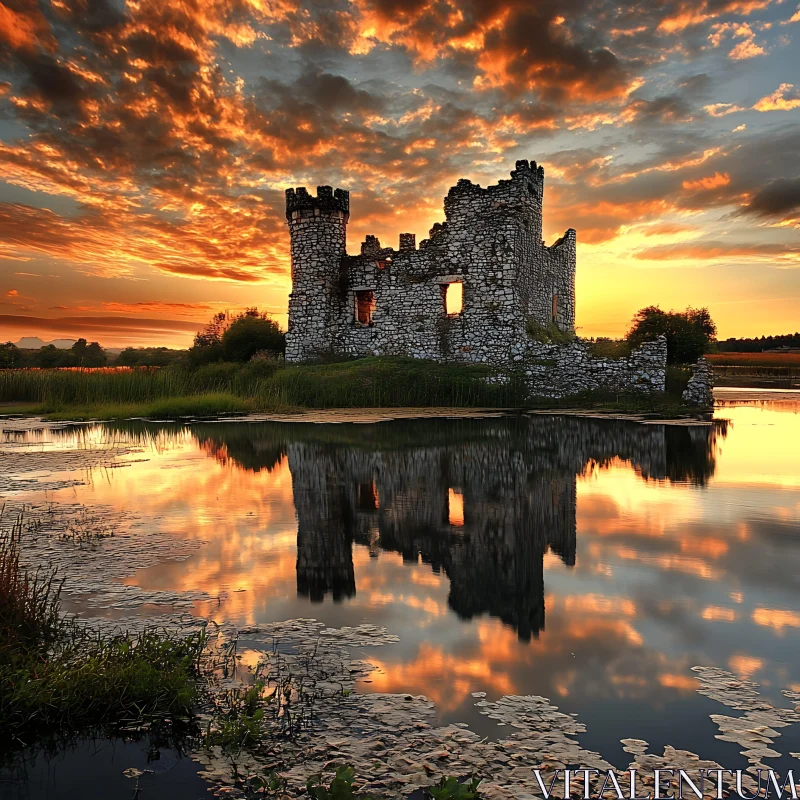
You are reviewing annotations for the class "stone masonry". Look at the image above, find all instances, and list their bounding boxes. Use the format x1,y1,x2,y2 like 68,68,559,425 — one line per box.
284,160,668,397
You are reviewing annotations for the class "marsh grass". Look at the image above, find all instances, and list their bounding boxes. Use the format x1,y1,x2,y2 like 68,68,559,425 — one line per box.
1,356,700,420
0,512,208,753
0,358,527,417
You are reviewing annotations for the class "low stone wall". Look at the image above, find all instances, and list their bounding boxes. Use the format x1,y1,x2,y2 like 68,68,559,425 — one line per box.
682,358,714,407
504,335,668,399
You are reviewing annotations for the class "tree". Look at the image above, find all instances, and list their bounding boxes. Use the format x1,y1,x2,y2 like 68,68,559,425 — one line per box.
188,309,284,365
0,342,20,368
71,338,107,367
626,306,717,364
222,314,284,362
35,344,73,368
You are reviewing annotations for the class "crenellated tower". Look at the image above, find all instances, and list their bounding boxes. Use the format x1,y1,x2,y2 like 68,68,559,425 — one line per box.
284,185,349,361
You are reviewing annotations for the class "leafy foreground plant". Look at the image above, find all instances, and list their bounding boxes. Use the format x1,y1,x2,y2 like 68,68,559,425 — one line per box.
0,511,210,754
303,767,482,800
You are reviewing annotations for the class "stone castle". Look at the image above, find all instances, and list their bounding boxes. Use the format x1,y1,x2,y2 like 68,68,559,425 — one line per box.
285,160,575,366
284,160,679,399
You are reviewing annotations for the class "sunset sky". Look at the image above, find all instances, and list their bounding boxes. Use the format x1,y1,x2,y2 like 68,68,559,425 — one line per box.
0,0,798,348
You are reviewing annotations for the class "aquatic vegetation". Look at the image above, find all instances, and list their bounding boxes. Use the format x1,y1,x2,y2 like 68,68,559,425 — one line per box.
0,512,208,753
427,775,483,800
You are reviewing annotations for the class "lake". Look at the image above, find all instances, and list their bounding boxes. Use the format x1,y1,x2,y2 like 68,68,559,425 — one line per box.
2,390,799,797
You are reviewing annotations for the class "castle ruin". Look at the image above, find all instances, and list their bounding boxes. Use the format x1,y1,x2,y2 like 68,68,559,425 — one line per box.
285,160,574,365
285,160,670,398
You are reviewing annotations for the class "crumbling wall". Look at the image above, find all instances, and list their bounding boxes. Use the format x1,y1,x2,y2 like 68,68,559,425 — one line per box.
506,335,668,398
682,358,714,408
285,161,576,368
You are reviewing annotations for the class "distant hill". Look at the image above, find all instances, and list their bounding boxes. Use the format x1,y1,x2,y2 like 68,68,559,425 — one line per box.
15,337,78,349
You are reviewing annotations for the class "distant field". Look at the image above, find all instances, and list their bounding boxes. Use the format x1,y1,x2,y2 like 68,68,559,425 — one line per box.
708,352,800,367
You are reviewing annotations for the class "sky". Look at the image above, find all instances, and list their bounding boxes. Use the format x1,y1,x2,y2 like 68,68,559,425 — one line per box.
0,0,798,348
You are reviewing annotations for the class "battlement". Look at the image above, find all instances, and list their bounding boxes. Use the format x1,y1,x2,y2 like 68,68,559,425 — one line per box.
286,185,350,221
444,159,544,219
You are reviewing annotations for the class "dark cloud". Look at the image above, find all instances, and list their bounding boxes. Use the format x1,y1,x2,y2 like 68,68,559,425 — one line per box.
740,177,800,219
627,94,694,125
0,313,203,334
289,70,386,114
17,52,92,115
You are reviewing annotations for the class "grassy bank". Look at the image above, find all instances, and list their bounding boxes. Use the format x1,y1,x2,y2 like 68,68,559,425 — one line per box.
2,511,483,797
0,358,526,417
0,356,696,420
0,514,206,752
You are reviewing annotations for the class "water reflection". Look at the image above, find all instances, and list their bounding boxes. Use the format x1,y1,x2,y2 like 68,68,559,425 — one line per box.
5,405,800,760
103,416,727,642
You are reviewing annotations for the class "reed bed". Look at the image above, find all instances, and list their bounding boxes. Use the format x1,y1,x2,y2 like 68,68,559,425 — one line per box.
0,357,527,416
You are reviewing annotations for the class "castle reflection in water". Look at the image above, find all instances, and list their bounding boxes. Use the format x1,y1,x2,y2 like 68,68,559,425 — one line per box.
192,415,726,642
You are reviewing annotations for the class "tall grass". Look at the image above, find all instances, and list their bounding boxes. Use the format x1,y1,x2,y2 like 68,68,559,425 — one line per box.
0,358,526,415
0,513,62,663
0,512,207,752
0,361,282,407
268,357,526,407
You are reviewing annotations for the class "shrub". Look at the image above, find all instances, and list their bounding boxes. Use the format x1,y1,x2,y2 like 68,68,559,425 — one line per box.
188,308,284,365
525,318,574,345
586,338,632,359
222,316,285,362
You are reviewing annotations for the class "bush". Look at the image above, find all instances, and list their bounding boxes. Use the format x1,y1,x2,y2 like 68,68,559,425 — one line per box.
525,318,574,345
586,338,632,359
222,316,284,362
188,308,284,365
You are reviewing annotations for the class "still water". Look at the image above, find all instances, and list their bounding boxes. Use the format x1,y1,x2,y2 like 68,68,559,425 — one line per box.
2,393,800,788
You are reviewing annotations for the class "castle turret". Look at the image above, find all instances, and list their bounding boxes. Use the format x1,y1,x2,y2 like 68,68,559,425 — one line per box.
285,185,349,362
442,159,544,243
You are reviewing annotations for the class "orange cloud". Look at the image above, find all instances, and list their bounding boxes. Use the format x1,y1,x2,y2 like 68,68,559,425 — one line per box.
658,0,772,34
701,606,737,622
682,172,731,191
704,102,746,116
753,83,800,111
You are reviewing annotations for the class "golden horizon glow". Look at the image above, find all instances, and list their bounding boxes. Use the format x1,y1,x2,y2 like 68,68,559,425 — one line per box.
0,0,798,346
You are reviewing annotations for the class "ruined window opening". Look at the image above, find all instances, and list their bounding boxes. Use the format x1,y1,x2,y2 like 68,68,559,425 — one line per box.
448,488,464,527
355,290,376,325
442,282,463,316
358,481,379,510
552,293,559,323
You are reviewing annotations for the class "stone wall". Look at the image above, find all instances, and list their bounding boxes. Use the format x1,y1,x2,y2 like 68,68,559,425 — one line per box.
511,335,668,398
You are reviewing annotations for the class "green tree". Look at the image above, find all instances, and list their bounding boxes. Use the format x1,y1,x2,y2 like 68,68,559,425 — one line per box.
35,344,74,368
626,306,717,364
188,312,228,365
71,339,107,367
189,309,284,365
0,342,20,368
221,314,284,362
